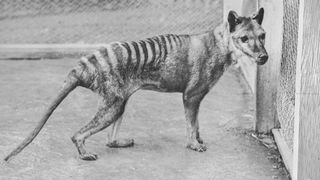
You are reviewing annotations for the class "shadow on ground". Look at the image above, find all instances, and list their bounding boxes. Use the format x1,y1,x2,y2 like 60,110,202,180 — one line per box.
0,59,288,180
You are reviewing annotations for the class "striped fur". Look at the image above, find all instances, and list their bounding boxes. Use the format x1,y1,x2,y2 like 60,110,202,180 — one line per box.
75,34,192,95
85,34,189,77
4,8,268,161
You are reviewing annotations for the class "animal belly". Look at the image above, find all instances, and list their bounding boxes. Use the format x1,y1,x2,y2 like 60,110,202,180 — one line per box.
140,54,190,92
140,70,188,92
141,79,186,93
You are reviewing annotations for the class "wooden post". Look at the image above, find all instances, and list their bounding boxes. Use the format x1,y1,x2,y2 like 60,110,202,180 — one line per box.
255,61,277,133
243,0,282,133
293,0,320,179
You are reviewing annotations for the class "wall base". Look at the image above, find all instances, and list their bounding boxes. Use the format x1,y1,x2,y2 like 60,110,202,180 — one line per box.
272,128,293,176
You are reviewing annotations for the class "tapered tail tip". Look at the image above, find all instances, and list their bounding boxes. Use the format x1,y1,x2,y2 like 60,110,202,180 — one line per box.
4,157,10,162
4,154,13,162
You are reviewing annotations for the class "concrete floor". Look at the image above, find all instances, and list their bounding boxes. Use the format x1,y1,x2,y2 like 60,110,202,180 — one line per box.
0,59,288,180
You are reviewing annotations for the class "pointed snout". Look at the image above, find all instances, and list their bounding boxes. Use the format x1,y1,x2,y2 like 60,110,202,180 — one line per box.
256,54,268,65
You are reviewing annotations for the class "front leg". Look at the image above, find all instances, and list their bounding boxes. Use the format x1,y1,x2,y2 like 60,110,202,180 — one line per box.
106,116,134,148
183,93,207,152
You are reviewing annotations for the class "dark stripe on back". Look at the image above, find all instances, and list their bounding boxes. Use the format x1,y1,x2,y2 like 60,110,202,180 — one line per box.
78,59,93,87
98,47,109,62
159,35,168,60
88,51,108,78
165,34,173,50
181,35,190,43
79,59,88,72
85,54,97,73
100,47,123,86
176,35,183,46
98,47,112,75
121,42,132,72
87,54,107,92
111,44,126,80
139,40,148,71
87,54,99,70
153,36,162,62
131,41,141,73
146,38,156,65
171,35,179,47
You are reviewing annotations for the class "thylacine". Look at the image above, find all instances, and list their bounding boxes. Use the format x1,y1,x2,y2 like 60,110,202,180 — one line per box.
4,8,268,161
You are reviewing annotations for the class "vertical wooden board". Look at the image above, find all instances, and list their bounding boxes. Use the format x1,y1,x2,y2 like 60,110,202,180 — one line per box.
296,0,320,178
255,0,283,133
256,60,275,133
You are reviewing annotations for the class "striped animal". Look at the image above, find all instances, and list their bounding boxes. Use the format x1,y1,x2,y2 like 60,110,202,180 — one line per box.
4,8,267,161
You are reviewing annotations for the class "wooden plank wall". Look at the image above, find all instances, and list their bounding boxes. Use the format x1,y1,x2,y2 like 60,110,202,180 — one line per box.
294,0,320,179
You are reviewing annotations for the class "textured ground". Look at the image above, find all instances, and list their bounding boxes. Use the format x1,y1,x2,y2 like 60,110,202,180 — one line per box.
0,59,288,180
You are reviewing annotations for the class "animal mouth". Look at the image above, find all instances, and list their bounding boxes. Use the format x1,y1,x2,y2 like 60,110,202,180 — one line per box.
256,55,268,65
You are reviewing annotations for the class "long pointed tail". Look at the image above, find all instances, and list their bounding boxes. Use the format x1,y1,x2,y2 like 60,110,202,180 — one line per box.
4,75,79,162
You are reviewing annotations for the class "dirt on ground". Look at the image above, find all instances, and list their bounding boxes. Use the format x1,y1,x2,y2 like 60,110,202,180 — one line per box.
0,59,288,180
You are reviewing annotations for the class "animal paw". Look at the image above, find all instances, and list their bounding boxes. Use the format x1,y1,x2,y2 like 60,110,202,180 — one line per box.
107,139,134,148
80,153,98,161
186,142,207,152
197,137,204,144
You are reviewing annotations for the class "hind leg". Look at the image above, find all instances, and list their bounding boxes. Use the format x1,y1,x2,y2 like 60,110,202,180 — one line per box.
106,116,134,148
71,98,125,161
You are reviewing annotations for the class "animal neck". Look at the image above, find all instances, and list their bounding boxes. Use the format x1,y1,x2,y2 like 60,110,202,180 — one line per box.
205,22,238,65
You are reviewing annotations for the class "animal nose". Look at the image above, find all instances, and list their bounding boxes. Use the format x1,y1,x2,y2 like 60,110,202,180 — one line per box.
257,54,268,65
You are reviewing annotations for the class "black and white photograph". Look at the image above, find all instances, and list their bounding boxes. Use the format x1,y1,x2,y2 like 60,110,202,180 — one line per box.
0,0,319,179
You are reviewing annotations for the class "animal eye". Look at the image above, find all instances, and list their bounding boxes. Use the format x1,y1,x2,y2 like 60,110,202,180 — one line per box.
259,33,265,40
240,36,249,43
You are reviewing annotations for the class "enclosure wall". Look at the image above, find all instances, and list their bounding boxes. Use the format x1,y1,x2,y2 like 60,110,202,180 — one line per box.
277,0,299,152
0,0,222,44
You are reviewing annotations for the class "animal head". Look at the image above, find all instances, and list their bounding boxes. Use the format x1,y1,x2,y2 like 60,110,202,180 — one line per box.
228,8,268,65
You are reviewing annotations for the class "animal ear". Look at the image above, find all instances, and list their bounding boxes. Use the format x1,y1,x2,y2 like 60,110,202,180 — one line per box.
228,11,241,32
252,8,264,25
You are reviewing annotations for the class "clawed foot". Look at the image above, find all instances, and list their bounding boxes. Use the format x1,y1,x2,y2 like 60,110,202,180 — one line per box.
106,139,134,148
80,153,98,161
187,142,207,152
